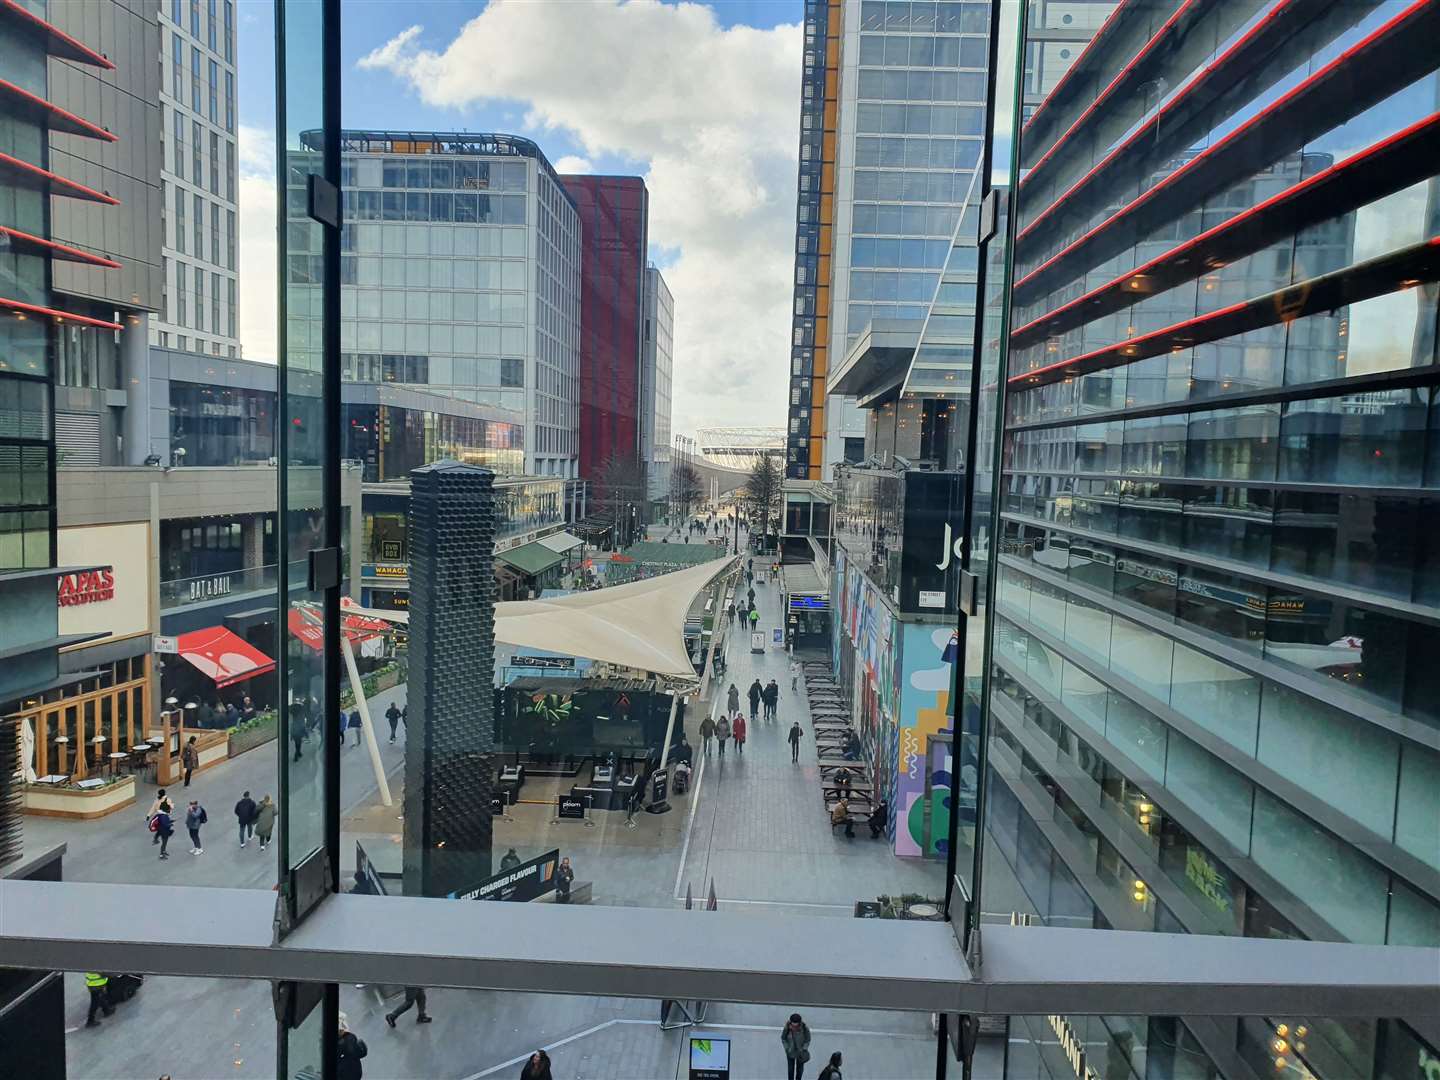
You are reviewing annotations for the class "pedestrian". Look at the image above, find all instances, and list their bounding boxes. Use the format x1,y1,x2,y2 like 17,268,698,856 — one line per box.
699,714,715,756
242,695,257,720
348,707,363,747
501,847,521,871
747,679,763,722
337,1012,368,1080
790,657,801,691
715,713,730,758
385,701,402,743
519,1049,553,1080
727,682,740,715
385,986,432,1026
146,789,173,845
763,679,780,722
867,800,888,840
556,856,574,903
225,701,239,726
234,789,257,848
788,721,805,763
290,709,307,762
152,803,175,858
84,971,113,1027
747,585,755,606
782,1013,813,1080
185,799,208,854
749,608,760,631
254,795,276,851
817,1051,844,1080
180,735,198,786
732,711,746,755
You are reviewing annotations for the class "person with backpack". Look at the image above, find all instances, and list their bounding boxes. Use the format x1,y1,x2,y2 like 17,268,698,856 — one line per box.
146,789,173,846
337,1012,368,1080
253,794,276,852
817,1051,843,1080
185,799,208,855
234,790,257,848
151,803,175,859
781,1013,813,1080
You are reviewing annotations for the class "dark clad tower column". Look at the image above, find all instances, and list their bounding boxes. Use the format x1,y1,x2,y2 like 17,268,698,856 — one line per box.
403,461,497,897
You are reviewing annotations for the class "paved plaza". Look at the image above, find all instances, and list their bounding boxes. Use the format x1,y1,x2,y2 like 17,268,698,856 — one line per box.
31,556,968,1077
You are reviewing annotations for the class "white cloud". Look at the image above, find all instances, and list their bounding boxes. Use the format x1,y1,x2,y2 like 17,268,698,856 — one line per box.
552,155,594,175
237,126,277,362
357,0,802,439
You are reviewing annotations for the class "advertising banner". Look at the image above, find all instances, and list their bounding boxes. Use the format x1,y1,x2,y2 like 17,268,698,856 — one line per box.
451,848,560,902
557,794,587,820
689,1034,731,1080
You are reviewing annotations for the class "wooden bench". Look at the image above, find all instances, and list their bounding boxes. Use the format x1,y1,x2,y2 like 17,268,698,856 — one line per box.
827,806,869,836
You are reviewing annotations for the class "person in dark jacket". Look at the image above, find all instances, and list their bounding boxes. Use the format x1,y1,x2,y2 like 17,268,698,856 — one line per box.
180,736,198,787
699,714,715,756
817,1051,843,1080
555,857,574,903
781,1013,813,1080
762,679,780,722
185,800,208,855
519,1049,553,1080
234,790,257,848
84,971,113,1027
253,795,276,851
385,986,432,1026
385,701,402,743
290,710,308,762
152,806,174,859
788,721,805,763
747,679,763,721
348,708,363,747
337,1013,368,1080
500,848,521,871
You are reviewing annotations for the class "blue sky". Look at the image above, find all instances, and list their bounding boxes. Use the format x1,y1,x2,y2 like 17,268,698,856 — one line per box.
237,0,806,438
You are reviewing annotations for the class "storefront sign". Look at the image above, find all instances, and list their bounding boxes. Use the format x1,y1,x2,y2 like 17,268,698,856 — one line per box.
688,1035,731,1080
187,573,233,601
1185,846,1232,913
153,635,178,655
451,848,560,902
1047,1015,1101,1080
918,590,946,608
901,470,964,613
651,770,668,805
512,655,576,669
788,594,829,611
557,794,587,820
372,563,408,578
57,568,115,607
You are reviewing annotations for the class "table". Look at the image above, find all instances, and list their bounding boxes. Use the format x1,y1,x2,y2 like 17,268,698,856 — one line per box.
32,774,68,786
817,758,864,776
107,751,130,777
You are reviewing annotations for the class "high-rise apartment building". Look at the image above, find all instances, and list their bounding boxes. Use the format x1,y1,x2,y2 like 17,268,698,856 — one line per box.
155,0,239,357
641,265,674,504
331,130,581,478
559,174,648,481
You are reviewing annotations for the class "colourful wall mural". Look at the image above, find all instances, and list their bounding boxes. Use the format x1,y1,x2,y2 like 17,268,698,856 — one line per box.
896,624,958,857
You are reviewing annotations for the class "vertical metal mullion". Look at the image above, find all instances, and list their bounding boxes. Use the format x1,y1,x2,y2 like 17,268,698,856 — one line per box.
273,0,292,910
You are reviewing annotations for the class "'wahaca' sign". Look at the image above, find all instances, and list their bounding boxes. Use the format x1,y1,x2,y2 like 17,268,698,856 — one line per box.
57,568,115,607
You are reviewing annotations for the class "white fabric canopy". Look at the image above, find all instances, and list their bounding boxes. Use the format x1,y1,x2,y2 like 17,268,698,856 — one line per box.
537,531,584,554
339,557,736,682
494,555,736,681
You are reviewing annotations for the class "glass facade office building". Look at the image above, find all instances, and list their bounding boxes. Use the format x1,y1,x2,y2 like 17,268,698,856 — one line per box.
329,130,581,477
985,1,1440,1076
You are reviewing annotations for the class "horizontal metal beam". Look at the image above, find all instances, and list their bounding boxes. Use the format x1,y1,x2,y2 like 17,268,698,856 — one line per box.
2,881,1435,1023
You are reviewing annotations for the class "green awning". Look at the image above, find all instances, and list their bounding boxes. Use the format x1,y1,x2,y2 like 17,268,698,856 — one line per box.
496,541,565,577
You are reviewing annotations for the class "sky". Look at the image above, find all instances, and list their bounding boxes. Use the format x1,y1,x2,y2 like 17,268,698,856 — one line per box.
236,0,805,441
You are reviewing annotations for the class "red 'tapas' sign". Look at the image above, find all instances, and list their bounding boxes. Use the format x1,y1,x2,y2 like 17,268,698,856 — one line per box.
58,568,115,607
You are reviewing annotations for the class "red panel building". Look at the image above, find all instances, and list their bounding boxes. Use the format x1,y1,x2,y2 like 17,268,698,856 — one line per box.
560,174,649,480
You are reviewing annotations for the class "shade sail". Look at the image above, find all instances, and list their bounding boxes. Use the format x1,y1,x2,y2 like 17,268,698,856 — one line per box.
496,541,565,576
176,626,275,688
493,555,736,681
537,530,584,554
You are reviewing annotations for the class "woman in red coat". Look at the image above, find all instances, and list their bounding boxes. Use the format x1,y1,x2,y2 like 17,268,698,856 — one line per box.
731,711,747,756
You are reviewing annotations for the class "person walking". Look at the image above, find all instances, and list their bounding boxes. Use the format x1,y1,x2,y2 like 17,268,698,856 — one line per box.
699,714,716,757
726,682,740,716
749,607,760,632
385,701,402,743
234,790,257,848
152,803,175,859
519,1050,553,1080
747,679,763,722
146,789,173,846
715,713,730,758
290,708,308,762
253,795,276,851
348,707,363,747
84,971,113,1028
817,1051,844,1080
781,1013,813,1080
788,721,805,764
790,657,801,691
185,799,208,854
180,736,198,787
385,986,432,1026
731,711,746,755
337,1013,368,1080
763,679,780,722
555,857,574,903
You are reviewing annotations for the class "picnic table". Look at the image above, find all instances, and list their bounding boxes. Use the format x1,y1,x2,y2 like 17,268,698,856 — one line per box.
823,783,874,804
818,757,865,776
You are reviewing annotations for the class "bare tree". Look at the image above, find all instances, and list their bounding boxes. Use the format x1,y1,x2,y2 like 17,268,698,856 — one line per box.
595,453,647,547
744,453,783,543
670,463,703,524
